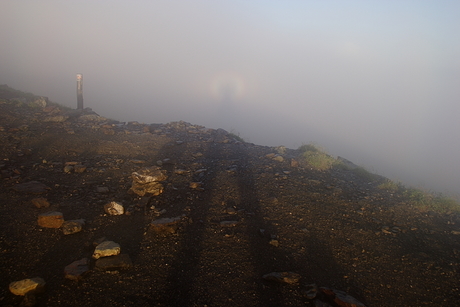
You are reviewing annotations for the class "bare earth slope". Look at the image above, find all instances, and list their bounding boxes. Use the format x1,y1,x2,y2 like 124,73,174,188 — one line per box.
0,95,459,306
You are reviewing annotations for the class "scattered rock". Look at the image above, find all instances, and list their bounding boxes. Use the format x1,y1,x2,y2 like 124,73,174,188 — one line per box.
37,211,64,228
104,201,124,215
189,182,204,191
226,207,237,215
95,254,133,270
32,96,47,108
320,287,366,307
43,115,68,123
129,167,167,196
64,258,90,280
262,272,301,284
220,220,239,227
73,164,87,173
96,186,110,193
129,159,146,164
62,219,85,235
275,146,287,154
150,216,182,234
93,241,121,259
269,239,280,247
63,165,73,173
31,198,50,209
272,155,284,162
12,181,50,194
9,277,46,296
302,283,318,299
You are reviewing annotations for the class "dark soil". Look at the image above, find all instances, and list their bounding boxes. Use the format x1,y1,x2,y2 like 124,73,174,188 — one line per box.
0,94,459,307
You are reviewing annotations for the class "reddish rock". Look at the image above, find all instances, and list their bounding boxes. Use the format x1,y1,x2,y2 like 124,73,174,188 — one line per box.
31,198,50,208
150,217,181,234
62,219,85,235
320,287,366,307
37,211,64,228
95,254,133,270
64,258,89,280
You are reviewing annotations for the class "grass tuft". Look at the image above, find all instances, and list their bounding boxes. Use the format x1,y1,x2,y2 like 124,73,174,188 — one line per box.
378,180,402,192
228,130,245,143
298,143,337,171
401,187,460,214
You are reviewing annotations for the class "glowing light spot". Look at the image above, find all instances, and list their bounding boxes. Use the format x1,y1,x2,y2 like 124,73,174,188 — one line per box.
210,73,245,101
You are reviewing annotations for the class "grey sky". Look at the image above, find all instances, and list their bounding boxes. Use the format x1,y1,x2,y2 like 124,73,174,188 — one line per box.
1,0,459,196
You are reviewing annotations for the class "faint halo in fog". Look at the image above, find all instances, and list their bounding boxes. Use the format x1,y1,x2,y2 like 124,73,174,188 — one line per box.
210,72,245,101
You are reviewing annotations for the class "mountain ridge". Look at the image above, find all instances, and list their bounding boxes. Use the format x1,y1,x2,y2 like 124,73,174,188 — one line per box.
0,84,459,306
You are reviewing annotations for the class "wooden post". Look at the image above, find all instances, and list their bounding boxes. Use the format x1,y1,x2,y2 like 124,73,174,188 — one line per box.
76,73,83,109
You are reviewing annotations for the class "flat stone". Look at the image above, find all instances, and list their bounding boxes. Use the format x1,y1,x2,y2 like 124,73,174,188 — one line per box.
93,241,121,259
64,258,89,280
150,217,181,234
73,165,87,173
320,287,366,307
62,219,85,235
104,201,124,215
31,198,50,208
96,186,110,193
12,181,50,194
95,254,133,270
9,277,46,296
38,211,64,228
262,272,301,284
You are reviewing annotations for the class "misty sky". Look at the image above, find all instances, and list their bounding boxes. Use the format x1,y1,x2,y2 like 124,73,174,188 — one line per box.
1,1,459,196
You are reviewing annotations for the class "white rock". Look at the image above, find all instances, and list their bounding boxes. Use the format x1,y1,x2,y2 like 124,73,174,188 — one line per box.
93,241,121,259
104,201,124,215
9,277,46,296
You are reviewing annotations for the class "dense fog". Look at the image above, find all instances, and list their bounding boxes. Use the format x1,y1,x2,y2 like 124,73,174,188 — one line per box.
1,1,459,197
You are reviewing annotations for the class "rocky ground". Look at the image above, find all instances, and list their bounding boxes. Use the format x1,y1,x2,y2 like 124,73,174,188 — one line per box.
0,90,459,306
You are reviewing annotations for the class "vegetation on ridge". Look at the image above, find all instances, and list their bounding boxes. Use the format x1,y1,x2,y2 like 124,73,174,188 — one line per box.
378,180,460,214
298,143,460,214
298,143,338,171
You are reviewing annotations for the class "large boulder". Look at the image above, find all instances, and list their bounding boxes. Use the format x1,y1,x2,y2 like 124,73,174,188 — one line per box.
129,167,167,196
